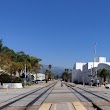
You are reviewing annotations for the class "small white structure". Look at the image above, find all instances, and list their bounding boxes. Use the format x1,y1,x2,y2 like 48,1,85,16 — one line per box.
72,57,110,84
3,83,23,88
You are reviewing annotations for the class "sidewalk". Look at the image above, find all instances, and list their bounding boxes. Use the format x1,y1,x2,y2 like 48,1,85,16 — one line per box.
72,83,110,92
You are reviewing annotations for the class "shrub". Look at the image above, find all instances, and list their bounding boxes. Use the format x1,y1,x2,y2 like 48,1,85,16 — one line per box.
26,82,32,86
0,74,23,83
11,77,23,83
0,74,12,83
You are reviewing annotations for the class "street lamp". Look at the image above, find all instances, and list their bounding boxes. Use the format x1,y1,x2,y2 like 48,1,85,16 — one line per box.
25,64,26,79
91,65,93,87
24,64,27,85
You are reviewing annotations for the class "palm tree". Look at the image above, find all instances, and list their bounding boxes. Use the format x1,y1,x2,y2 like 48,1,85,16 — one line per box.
48,64,52,71
45,70,49,83
62,71,68,82
0,39,42,84
68,69,72,82
0,39,3,52
29,56,42,73
0,53,12,74
48,64,53,80
9,62,18,76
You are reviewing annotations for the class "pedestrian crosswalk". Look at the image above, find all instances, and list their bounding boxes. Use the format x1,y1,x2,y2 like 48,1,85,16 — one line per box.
38,101,87,110
38,103,52,110
72,101,87,110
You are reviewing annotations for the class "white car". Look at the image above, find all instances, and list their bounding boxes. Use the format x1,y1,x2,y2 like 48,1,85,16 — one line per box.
105,84,110,89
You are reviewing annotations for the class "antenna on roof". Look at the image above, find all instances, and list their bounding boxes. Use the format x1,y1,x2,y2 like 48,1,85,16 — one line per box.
94,42,97,79
94,42,97,58
93,42,97,66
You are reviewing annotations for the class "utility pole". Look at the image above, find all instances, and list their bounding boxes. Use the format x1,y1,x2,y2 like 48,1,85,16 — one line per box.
94,43,97,79
93,43,97,78
91,65,93,87
25,64,26,78
24,64,27,84
83,62,85,86
93,43,97,68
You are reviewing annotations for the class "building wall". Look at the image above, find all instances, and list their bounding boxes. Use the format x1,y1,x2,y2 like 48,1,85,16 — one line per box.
94,57,106,62
72,69,81,82
73,63,85,71
72,57,110,84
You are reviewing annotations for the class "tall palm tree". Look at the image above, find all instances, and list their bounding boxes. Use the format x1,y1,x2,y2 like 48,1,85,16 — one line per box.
48,64,52,71
29,56,42,73
62,69,69,82
0,39,3,52
45,70,49,83
48,64,52,80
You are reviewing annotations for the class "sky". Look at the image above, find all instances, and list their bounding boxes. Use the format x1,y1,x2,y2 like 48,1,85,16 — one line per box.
0,0,110,68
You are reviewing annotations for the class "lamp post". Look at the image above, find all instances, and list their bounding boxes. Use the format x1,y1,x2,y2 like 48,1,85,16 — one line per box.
94,43,97,78
25,64,26,79
91,65,93,87
24,64,27,84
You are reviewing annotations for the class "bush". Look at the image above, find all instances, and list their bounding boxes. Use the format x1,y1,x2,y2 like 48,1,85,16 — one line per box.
26,82,32,86
11,77,23,83
0,74,23,83
0,74,12,83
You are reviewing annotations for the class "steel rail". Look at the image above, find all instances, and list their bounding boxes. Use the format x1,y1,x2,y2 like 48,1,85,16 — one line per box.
0,81,57,110
25,82,56,110
65,83,103,110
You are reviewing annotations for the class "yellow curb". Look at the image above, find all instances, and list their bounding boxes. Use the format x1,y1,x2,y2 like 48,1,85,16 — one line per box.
72,101,87,110
38,103,52,110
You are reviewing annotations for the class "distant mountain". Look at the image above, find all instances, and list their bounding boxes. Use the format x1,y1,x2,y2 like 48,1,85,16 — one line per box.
40,65,65,76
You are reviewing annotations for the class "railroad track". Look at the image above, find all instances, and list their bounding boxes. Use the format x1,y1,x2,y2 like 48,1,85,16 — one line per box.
77,86,110,99
65,83,110,110
0,81,57,110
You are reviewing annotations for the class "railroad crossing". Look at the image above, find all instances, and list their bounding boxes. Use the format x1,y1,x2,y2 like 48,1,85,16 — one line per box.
0,81,110,110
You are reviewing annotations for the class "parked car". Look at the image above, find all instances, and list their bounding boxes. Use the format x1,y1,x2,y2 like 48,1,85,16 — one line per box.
105,84,110,89
32,80,42,84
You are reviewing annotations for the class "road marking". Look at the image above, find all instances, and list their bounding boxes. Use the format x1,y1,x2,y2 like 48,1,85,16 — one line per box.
67,102,73,110
53,104,57,110
38,103,52,110
72,101,87,110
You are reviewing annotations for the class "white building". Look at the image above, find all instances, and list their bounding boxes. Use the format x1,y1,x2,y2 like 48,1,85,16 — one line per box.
72,57,110,84
31,73,45,81
37,73,45,80
72,62,85,83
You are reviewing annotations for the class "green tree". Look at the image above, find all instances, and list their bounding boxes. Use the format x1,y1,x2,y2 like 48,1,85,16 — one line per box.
9,62,18,76
48,64,53,80
97,69,109,82
45,69,50,83
0,39,42,83
29,56,42,73
0,39,3,52
62,69,68,82
0,53,12,74
62,69,72,82
48,64,52,71
55,74,59,79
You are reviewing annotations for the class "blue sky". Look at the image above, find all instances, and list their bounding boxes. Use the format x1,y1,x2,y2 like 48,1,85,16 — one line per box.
0,0,110,68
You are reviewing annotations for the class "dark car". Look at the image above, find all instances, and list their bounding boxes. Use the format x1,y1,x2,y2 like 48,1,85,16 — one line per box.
34,80,42,83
